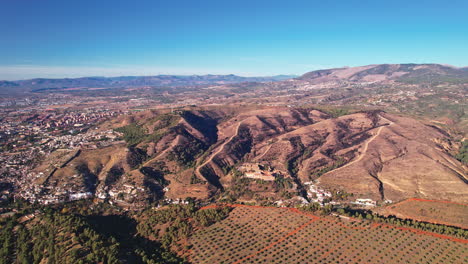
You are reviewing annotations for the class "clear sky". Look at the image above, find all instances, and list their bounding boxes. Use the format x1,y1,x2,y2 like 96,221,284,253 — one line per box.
1,0,467,80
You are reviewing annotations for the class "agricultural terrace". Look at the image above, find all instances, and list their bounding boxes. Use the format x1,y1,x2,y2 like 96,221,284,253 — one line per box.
189,205,468,264
376,198,468,229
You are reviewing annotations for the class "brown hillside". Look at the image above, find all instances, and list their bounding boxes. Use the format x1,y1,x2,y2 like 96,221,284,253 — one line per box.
33,106,467,205
318,113,467,202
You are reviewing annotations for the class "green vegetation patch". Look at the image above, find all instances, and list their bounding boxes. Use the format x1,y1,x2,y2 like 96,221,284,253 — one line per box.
310,157,346,179
167,141,205,168
115,113,180,147
313,106,353,118
0,201,185,264
115,124,147,146
136,204,231,250
456,140,468,164
150,113,181,130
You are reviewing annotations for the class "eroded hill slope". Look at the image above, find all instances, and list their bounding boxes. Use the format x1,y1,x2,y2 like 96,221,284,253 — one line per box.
33,106,467,205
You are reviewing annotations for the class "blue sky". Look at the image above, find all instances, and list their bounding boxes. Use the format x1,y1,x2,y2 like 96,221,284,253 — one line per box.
1,0,467,80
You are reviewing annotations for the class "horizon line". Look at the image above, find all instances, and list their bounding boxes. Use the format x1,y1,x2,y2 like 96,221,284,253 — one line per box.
0,62,466,81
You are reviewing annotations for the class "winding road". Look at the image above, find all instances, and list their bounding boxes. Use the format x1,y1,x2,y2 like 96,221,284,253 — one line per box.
331,115,394,172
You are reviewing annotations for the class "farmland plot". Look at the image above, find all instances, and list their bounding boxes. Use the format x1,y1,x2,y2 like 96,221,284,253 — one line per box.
189,205,467,264
376,198,468,229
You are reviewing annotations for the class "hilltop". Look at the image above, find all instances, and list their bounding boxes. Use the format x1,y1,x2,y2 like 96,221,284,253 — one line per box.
298,63,468,83
27,106,467,207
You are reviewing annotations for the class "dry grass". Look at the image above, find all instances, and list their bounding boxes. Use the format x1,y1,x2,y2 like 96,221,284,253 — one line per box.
376,198,468,229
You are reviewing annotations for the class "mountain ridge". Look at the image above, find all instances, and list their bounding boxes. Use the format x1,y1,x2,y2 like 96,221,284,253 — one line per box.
297,63,468,83
0,74,296,90
29,106,467,206
2,63,468,92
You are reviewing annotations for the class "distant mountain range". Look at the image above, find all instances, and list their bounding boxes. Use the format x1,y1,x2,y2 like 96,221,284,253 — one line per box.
1,64,467,95
0,74,297,93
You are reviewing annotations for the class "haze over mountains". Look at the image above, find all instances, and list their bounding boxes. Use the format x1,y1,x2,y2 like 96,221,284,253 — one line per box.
0,74,296,92
1,63,467,92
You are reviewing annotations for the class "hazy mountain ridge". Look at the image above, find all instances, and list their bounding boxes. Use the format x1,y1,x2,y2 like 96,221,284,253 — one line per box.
0,74,296,91
3,63,467,93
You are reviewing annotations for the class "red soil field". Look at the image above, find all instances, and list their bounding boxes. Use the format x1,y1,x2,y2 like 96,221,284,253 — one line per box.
191,203,467,264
